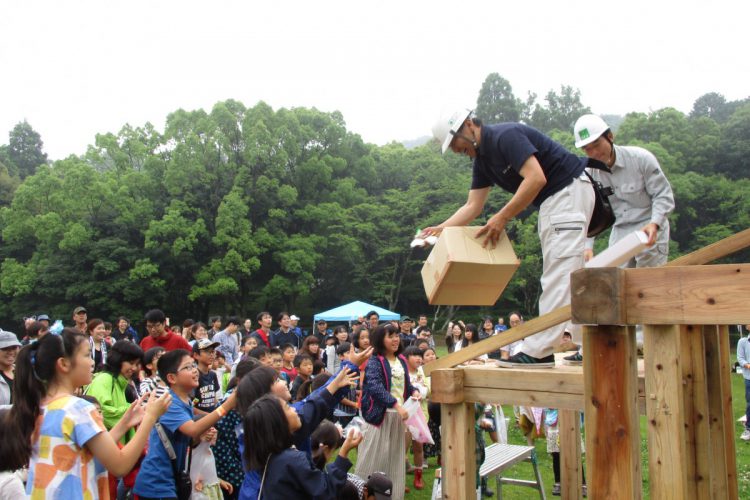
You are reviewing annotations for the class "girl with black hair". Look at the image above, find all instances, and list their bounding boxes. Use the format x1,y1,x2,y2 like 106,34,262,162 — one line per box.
84,340,144,444
244,395,362,499
446,321,466,353
236,355,366,500
355,323,420,497
5,328,170,499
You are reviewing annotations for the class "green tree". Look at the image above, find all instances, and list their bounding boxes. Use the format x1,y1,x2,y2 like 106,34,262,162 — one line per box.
8,121,48,179
476,73,523,123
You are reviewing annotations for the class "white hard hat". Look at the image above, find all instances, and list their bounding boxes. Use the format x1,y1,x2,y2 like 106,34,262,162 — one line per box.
432,108,473,154
573,114,610,148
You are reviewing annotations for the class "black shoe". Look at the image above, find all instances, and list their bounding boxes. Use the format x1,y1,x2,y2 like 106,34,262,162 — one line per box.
563,351,583,366
495,352,555,368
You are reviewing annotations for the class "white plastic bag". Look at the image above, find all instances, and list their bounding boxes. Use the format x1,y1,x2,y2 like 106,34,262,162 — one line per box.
403,397,434,445
190,441,220,500
493,405,508,444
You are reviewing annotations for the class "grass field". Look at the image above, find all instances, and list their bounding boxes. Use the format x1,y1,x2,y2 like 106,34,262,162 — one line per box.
368,348,750,499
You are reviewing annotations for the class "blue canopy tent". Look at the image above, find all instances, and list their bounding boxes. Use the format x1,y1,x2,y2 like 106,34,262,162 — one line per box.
313,300,401,322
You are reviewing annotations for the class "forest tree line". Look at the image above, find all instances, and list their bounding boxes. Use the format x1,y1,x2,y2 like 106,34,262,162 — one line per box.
0,73,748,330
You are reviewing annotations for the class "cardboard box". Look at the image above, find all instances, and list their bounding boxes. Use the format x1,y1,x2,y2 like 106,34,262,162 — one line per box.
421,226,520,305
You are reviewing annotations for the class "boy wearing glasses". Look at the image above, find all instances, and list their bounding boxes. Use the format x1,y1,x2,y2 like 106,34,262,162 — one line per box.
140,309,192,352
192,338,222,416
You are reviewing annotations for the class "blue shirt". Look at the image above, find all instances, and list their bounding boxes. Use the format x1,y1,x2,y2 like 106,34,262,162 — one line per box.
471,123,587,207
133,389,194,498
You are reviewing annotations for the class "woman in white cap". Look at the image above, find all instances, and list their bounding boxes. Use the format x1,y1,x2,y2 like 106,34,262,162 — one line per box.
0,330,22,406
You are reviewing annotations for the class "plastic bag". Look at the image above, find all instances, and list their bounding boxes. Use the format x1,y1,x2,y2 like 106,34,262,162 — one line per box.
402,397,434,445
493,405,508,445
190,441,220,500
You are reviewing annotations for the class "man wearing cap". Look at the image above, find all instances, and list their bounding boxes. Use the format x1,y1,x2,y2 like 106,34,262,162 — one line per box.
36,314,51,328
0,330,21,406
314,319,329,344
214,316,241,364
290,314,303,339
399,317,416,346
192,338,222,415
365,472,393,499
72,306,87,332
140,309,192,352
426,110,595,368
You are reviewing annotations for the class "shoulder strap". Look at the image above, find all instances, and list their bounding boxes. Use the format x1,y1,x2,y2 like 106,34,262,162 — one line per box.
258,454,271,500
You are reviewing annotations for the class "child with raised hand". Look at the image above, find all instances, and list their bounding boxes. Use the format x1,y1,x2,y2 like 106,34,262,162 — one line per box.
244,395,362,499
133,349,238,499
4,328,171,499
236,344,372,500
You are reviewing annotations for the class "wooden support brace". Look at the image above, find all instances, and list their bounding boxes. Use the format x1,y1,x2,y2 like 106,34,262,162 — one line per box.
559,409,583,499
583,325,641,499
441,402,476,500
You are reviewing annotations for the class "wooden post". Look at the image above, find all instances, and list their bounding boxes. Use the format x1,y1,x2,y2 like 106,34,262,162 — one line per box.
559,409,583,499
703,326,739,499
679,325,711,499
583,325,641,499
644,324,689,500
441,402,476,500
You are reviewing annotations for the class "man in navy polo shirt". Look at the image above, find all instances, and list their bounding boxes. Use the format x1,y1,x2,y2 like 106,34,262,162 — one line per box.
424,109,595,367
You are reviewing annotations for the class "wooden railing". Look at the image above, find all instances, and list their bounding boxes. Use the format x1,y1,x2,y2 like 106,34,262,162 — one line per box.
428,228,750,499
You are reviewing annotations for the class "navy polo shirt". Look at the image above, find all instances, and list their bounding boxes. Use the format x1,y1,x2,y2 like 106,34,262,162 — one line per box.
471,123,587,207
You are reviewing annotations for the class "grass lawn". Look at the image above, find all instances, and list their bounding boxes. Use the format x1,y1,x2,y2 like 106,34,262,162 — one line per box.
351,347,750,499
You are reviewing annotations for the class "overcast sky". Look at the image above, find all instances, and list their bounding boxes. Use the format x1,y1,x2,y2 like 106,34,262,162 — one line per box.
2,1,748,160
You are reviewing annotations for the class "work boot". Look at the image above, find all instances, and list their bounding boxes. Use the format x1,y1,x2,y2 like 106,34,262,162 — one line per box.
414,468,424,490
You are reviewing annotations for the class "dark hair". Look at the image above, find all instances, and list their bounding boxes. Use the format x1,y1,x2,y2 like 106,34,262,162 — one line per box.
336,481,360,500
403,345,424,358
144,309,166,324
256,311,271,322
311,420,344,470
225,316,240,327
269,347,282,357
423,347,437,358
415,339,430,350
249,346,270,360
143,347,166,376
157,349,191,385
210,316,222,324
191,322,207,335
236,365,277,416
215,350,226,360
293,353,313,368
227,357,262,391
295,379,313,401
243,395,294,470
370,324,403,356
277,311,290,322
241,335,257,347
103,322,113,331
87,318,104,334
117,316,130,325
336,342,352,356
182,319,195,328
418,314,428,320
7,328,87,470
352,327,369,350
104,340,144,375
80,394,100,407
279,343,295,353
300,336,320,358
0,409,30,473
312,360,326,375
464,324,479,344
366,310,379,320
311,372,331,392
26,320,47,339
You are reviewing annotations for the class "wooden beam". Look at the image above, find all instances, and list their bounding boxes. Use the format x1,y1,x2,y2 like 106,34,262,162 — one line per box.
667,227,750,267
573,264,750,325
717,326,739,500
441,402,476,500
462,365,583,394
644,325,689,500
463,387,584,410
570,267,626,325
583,325,642,500
429,368,465,404
679,325,711,499
559,409,583,499
423,304,571,376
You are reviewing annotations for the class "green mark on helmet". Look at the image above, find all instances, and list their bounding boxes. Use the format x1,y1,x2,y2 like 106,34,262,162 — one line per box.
579,128,590,140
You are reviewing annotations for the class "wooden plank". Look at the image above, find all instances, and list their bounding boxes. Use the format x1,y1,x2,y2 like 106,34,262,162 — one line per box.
667,227,750,266
624,264,750,325
441,402,476,500
583,325,642,500
574,264,750,325
703,326,730,499
570,267,626,325
463,387,584,410
559,409,583,499
717,326,739,499
430,368,465,404
644,324,689,500
679,325,711,499
462,365,584,394
423,304,571,375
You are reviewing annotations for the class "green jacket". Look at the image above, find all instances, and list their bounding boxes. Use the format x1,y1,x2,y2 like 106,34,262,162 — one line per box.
85,371,134,444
